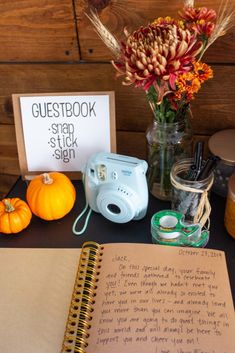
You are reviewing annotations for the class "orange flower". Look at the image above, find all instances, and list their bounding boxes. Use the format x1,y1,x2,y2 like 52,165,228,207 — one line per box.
175,61,213,101
193,61,213,82
175,71,201,101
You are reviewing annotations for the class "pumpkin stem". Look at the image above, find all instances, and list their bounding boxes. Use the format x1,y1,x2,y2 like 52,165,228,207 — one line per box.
3,199,15,212
42,173,53,185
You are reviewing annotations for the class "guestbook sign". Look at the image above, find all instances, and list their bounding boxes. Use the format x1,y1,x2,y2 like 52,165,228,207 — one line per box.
12,92,116,179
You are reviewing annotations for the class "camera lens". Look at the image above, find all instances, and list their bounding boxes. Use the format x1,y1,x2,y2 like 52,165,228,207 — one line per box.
107,204,121,214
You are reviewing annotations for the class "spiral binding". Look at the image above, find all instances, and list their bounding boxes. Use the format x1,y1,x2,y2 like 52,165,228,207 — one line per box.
61,241,103,353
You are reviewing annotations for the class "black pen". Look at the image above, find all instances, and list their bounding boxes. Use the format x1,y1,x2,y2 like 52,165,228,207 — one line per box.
188,141,204,180
196,155,220,181
194,141,204,175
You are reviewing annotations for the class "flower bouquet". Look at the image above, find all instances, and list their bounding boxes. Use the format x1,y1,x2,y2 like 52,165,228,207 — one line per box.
87,0,234,200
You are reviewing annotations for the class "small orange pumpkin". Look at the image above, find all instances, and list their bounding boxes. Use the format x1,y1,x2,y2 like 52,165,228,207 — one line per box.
0,198,32,234
26,172,76,220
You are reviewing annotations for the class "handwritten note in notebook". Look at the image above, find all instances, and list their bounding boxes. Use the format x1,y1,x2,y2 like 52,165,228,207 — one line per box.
0,244,234,353
62,243,235,353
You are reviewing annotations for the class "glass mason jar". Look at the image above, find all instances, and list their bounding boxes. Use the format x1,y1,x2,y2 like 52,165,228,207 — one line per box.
146,119,193,201
171,158,214,225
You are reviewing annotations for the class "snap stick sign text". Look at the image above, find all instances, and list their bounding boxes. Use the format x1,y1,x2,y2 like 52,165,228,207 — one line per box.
13,92,116,179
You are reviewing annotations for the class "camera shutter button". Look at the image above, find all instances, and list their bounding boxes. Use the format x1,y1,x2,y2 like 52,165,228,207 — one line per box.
111,171,118,180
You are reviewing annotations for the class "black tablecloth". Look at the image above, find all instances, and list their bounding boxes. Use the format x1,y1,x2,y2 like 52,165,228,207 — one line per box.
1,177,235,304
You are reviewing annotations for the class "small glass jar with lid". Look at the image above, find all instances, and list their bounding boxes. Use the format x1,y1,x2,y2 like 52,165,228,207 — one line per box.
208,129,235,197
224,172,235,239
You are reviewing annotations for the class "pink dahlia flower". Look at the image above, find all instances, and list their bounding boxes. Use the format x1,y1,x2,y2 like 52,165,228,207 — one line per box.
179,6,216,22
192,19,215,37
112,23,202,90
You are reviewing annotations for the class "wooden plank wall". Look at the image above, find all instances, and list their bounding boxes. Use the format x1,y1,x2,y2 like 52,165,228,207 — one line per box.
0,0,235,197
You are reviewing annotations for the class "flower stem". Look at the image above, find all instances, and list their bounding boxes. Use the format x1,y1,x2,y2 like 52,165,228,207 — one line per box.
198,38,208,61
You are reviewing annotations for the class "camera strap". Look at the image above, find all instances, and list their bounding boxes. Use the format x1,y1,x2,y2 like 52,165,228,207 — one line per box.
72,173,92,236
72,202,92,235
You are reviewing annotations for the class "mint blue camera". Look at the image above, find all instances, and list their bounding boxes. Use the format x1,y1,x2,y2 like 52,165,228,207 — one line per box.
84,152,148,223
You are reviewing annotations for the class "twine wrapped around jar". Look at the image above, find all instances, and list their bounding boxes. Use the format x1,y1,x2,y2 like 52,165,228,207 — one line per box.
170,174,214,228
170,159,214,228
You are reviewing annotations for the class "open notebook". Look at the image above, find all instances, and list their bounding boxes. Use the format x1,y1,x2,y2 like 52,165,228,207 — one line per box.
0,242,235,353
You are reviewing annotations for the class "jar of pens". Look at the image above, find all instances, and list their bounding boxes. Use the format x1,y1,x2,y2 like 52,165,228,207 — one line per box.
170,142,220,246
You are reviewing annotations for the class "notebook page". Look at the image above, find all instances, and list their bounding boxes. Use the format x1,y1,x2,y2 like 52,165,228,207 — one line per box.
88,243,235,353
0,248,81,353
